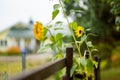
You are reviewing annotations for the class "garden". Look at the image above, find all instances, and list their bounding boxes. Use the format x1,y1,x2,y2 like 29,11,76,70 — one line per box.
0,0,120,80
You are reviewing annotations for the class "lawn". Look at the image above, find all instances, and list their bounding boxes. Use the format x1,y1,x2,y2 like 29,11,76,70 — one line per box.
0,61,42,80
0,59,120,80
0,54,52,80
101,67,120,80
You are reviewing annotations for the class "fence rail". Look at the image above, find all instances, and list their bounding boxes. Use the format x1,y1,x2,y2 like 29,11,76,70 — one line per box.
10,47,100,80
11,58,66,80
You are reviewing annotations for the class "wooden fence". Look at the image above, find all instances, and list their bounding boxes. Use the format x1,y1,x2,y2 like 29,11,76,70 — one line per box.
10,47,100,80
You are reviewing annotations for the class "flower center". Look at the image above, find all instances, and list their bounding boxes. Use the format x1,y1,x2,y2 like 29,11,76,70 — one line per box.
79,30,82,34
36,27,38,34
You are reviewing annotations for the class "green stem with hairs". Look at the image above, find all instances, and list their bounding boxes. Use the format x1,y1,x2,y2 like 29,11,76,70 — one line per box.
46,28,63,57
85,40,92,59
59,0,82,57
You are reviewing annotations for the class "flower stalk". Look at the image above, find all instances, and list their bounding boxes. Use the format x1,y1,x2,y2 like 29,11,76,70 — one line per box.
59,0,82,57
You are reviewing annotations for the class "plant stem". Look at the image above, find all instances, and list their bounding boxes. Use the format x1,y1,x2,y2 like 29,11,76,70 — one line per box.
46,28,63,57
59,0,82,57
85,40,92,59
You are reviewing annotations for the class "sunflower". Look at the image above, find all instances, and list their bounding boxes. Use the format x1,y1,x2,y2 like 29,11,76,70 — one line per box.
33,21,44,40
75,26,84,37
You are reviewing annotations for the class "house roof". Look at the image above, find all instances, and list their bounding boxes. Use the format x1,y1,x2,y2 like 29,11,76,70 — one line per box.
7,22,34,38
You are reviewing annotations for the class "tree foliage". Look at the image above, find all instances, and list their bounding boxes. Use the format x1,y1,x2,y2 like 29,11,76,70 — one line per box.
63,0,120,41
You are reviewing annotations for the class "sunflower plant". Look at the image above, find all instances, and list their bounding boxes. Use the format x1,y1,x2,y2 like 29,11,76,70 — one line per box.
33,0,98,80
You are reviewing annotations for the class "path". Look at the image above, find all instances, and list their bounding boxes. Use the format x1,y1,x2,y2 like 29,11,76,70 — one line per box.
0,53,53,62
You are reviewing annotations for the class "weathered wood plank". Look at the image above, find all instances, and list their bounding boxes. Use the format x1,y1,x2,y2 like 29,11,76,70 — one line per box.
66,47,73,80
10,47,100,80
11,58,66,80
94,55,101,80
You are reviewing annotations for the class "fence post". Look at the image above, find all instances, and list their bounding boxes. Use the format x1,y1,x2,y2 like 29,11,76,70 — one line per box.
21,48,27,71
94,55,101,80
65,47,73,80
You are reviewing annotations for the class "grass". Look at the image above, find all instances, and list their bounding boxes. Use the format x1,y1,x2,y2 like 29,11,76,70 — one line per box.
1,57,120,80
0,61,41,80
0,61,21,80
0,58,50,80
101,67,120,80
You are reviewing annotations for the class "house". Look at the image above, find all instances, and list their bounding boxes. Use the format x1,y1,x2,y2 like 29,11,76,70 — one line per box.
0,20,39,53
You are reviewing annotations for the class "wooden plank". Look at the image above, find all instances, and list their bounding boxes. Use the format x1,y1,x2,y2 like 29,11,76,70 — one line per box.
94,55,101,80
66,47,73,80
11,58,66,80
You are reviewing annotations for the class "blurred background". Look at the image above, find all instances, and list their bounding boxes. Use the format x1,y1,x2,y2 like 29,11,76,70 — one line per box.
63,0,120,80
0,0,120,80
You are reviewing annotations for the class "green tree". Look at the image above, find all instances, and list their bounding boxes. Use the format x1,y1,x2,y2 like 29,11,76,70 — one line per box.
63,0,120,42
62,0,120,62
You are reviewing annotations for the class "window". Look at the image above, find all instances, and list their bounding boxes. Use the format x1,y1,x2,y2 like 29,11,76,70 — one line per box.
0,40,7,47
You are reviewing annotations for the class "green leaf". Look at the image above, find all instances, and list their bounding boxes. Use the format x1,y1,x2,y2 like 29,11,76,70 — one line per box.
53,4,60,10
79,63,85,71
85,28,91,32
76,58,86,71
70,65,77,77
55,33,63,41
81,34,87,42
64,0,70,4
54,28,64,30
93,61,98,68
80,58,87,66
86,41,94,48
69,22,78,30
53,53,63,60
44,28,48,36
87,59,94,74
91,49,98,52
55,21,63,26
46,25,52,28
50,36,55,43
77,58,87,67
74,0,79,4
50,43,57,52
56,39,62,48
52,10,59,20
56,68,66,78
37,43,50,53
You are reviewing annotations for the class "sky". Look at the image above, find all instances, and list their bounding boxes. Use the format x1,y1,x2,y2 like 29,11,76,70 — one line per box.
0,0,66,31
